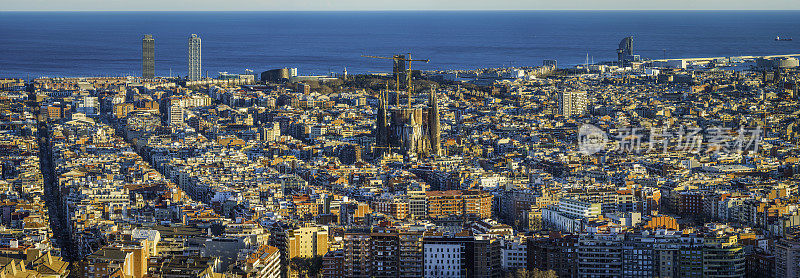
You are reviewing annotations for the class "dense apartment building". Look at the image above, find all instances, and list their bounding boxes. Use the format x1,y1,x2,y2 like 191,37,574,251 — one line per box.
9,43,800,278
288,225,329,259
775,235,800,278
341,229,400,277
703,234,746,277
528,233,579,277
542,198,603,233
423,232,501,278
426,190,493,219
557,91,587,118
528,230,746,278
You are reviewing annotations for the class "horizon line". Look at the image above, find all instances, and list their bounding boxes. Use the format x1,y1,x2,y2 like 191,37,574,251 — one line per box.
3,9,800,12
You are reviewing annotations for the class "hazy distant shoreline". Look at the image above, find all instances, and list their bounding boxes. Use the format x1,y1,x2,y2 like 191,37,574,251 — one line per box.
1,11,798,78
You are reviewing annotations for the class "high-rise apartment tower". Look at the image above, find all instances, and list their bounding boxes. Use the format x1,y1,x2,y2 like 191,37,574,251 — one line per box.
557,91,588,118
187,34,202,81
142,35,154,79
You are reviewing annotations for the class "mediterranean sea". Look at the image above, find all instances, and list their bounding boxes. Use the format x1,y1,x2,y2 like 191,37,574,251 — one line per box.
0,11,799,78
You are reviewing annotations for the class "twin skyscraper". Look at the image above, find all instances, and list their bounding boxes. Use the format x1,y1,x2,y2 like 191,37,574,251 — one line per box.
141,34,202,81
141,35,155,79
187,34,202,81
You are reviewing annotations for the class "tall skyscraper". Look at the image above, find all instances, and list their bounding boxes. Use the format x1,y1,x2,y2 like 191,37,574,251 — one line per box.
142,35,155,79
616,36,639,66
428,90,441,156
187,34,202,81
557,91,588,118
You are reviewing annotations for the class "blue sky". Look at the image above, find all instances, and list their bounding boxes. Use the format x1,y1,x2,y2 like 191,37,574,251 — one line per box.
2,0,798,11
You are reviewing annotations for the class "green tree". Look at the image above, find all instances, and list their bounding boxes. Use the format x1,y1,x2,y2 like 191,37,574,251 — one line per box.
289,256,323,278
317,85,333,94
324,79,344,88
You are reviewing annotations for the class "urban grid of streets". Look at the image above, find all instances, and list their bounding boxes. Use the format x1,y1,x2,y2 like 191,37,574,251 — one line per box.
1,48,800,277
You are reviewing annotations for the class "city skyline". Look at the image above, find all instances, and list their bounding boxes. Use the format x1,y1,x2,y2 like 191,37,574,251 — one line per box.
2,11,798,79
2,1,800,277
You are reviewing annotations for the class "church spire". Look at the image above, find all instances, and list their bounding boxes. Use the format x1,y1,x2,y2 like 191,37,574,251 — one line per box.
428,88,442,157
376,90,389,156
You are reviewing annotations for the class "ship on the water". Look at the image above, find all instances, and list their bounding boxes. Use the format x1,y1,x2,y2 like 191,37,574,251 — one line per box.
775,36,793,41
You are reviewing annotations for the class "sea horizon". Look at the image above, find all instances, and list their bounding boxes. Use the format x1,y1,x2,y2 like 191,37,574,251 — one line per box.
2,9,800,12
1,10,799,78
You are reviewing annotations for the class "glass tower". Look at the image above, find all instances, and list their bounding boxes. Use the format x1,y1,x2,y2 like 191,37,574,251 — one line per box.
142,35,155,79
188,34,202,81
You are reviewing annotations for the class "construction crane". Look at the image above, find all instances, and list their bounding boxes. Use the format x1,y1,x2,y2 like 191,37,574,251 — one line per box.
362,53,429,107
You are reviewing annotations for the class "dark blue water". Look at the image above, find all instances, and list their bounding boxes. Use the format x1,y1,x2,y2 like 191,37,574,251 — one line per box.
1,11,799,78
